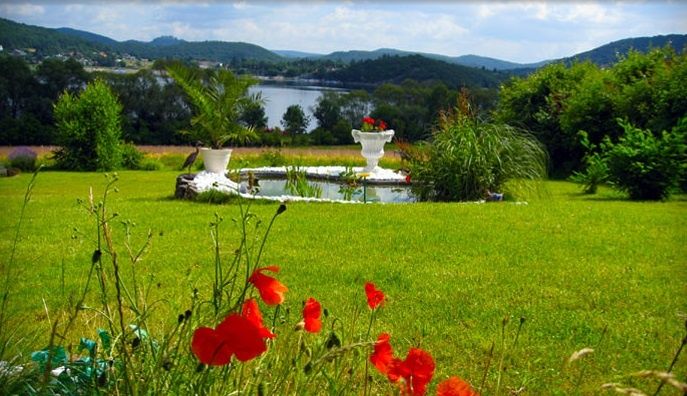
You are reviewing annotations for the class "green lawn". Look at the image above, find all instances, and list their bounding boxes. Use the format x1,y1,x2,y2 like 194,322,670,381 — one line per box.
1,170,685,394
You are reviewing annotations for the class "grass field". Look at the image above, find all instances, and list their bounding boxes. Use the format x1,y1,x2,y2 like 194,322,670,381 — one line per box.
1,169,685,394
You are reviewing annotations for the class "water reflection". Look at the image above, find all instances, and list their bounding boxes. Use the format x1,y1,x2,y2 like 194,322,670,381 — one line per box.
242,178,415,203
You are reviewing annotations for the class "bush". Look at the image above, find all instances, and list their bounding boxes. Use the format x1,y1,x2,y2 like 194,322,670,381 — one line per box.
404,95,548,201
120,142,144,170
53,79,124,171
8,146,37,171
569,131,608,194
139,158,163,171
602,118,687,200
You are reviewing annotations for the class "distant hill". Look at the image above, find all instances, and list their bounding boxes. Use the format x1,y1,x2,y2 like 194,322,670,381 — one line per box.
560,34,687,66
149,36,186,47
319,48,550,70
55,27,119,46
114,39,283,63
0,18,282,63
272,50,323,59
315,54,507,88
0,18,108,56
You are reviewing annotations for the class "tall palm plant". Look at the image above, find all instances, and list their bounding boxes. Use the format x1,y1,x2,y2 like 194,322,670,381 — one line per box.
166,63,260,149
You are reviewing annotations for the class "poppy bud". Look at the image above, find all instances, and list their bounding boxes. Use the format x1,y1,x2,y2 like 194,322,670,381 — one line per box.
131,337,141,349
185,309,192,319
91,249,101,263
178,314,184,323
277,204,287,215
294,321,305,331
196,363,205,373
325,332,341,349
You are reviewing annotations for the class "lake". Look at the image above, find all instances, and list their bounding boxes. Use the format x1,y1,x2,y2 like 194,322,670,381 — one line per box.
248,82,347,130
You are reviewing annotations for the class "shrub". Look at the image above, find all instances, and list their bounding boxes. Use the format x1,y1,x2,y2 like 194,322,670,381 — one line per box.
120,142,144,170
8,146,37,171
53,79,124,171
602,118,687,200
139,158,163,171
405,95,548,201
569,131,608,194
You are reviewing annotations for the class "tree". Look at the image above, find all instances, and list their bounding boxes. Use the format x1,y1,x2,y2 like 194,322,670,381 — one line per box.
281,104,309,135
313,92,341,131
53,79,124,171
240,101,268,130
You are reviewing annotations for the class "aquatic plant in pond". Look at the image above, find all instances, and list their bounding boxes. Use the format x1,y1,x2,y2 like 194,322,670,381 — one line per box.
284,166,323,198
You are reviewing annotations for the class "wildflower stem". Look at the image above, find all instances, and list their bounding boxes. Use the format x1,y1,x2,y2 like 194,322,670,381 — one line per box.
653,332,687,396
0,167,40,359
479,341,495,393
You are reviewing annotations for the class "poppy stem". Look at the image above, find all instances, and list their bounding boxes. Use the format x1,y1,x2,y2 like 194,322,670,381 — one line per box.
363,309,376,396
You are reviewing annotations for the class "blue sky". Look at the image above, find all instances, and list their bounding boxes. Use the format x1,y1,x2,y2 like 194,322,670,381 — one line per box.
1,1,685,63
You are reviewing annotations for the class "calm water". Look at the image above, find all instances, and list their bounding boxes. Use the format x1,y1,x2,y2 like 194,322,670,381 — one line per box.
248,83,347,130
241,178,415,203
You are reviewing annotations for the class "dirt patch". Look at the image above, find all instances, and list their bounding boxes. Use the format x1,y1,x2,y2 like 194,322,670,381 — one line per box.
0,145,400,159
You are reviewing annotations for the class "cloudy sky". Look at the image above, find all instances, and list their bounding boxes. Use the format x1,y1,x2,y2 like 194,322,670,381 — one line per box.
1,1,685,63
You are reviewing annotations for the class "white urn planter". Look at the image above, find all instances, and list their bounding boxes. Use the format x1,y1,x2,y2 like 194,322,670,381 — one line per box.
200,148,232,174
352,129,395,173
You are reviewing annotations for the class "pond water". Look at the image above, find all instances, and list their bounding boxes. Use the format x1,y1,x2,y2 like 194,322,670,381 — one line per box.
242,178,415,203
248,82,347,130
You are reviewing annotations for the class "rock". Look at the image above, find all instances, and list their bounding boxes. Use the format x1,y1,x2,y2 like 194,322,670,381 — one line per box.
175,173,200,200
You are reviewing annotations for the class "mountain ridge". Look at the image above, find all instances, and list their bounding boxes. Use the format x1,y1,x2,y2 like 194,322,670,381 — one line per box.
1,17,684,71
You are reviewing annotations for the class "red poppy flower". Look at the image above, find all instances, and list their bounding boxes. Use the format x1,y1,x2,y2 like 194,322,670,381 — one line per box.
437,376,479,396
369,333,435,396
191,326,234,366
302,297,322,333
191,313,267,365
396,348,435,396
242,298,276,339
370,332,395,374
405,174,411,184
377,120,388,130
248,266,288,305
365,282,385,309
363,116,375,125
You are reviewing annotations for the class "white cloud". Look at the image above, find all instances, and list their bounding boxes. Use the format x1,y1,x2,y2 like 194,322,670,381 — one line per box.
0,3,44,17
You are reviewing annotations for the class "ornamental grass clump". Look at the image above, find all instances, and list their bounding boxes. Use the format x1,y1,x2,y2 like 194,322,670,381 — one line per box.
402,92,548,202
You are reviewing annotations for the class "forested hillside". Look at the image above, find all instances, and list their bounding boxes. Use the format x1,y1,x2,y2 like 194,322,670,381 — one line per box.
315,55,507,88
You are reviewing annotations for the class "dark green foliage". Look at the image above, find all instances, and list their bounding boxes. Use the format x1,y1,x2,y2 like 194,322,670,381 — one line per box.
405,96,547,202
318,55,506,88
281,104,309,135
569,131,608,194
240,101,268,130
602,119,686,200
103,69,191,145
497,47,687,177
120,142,144,170
53,79,123,171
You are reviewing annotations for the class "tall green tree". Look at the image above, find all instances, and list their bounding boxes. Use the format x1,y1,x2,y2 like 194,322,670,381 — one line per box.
53,79,124,171
281,104,309,135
